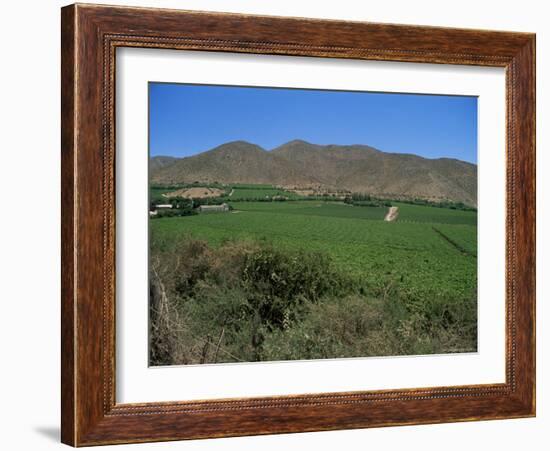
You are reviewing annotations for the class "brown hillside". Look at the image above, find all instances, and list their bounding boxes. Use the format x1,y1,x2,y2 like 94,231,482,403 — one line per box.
151,141,319,187
149,155,178,172
151,140,477,206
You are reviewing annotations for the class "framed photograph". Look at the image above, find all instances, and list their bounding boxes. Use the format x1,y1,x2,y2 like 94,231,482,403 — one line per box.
61,3,535,446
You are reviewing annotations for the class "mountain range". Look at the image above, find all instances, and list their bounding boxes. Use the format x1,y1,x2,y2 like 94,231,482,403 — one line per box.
150,140,477,206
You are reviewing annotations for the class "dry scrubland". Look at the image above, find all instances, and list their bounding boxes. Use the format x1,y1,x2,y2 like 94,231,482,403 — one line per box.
149,185,477,365
151,140,478,206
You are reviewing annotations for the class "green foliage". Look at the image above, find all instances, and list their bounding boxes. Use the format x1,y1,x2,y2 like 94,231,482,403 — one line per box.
394,202,477,225
149,238,477,366
398,197,477,211
150,239,353,364
149,196,478,365
343,193,475,211
241,247,348,328
347,193,385,204
152,196,197,218
167,197,191,208
229,185,300,201
150,187,173,203
344,198,391,208
432,224,477,256
150,200,476,304
192,197,229,207
231,201,387,220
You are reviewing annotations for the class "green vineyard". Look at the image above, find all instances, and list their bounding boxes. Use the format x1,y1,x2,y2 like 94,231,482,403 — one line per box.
149,184,478,365
151,198,476,312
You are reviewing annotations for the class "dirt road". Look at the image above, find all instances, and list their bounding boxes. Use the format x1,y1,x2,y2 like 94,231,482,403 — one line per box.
384,206,399,222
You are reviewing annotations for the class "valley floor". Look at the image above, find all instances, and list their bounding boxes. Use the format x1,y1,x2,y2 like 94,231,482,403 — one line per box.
149,199,477,365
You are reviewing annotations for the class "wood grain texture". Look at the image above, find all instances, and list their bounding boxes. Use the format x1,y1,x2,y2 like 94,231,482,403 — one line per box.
60,3,536,446
60,5,76,446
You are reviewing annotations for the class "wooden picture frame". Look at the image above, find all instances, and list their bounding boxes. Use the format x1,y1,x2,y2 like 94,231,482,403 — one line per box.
61,3,535,446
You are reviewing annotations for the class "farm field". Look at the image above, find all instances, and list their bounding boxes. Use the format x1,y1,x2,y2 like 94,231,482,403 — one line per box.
232,201,387,220
151,200,477,306
393,202,477,226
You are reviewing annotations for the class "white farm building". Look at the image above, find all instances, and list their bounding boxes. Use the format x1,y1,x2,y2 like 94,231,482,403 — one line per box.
198,203,229,213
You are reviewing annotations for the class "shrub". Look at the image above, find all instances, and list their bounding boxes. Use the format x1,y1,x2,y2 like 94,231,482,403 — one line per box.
149,237,477,365
241,247,348,328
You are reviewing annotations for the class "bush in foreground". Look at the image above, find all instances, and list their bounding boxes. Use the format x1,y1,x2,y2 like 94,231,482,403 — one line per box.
149,238,477,365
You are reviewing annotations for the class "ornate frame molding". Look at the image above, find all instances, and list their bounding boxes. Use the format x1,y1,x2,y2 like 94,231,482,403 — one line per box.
62,4,535,446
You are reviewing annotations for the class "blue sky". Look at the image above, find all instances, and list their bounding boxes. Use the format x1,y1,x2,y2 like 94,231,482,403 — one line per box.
149,83,477,164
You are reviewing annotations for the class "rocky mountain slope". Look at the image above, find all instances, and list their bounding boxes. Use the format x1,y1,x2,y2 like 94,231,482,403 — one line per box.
151,140,477,206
